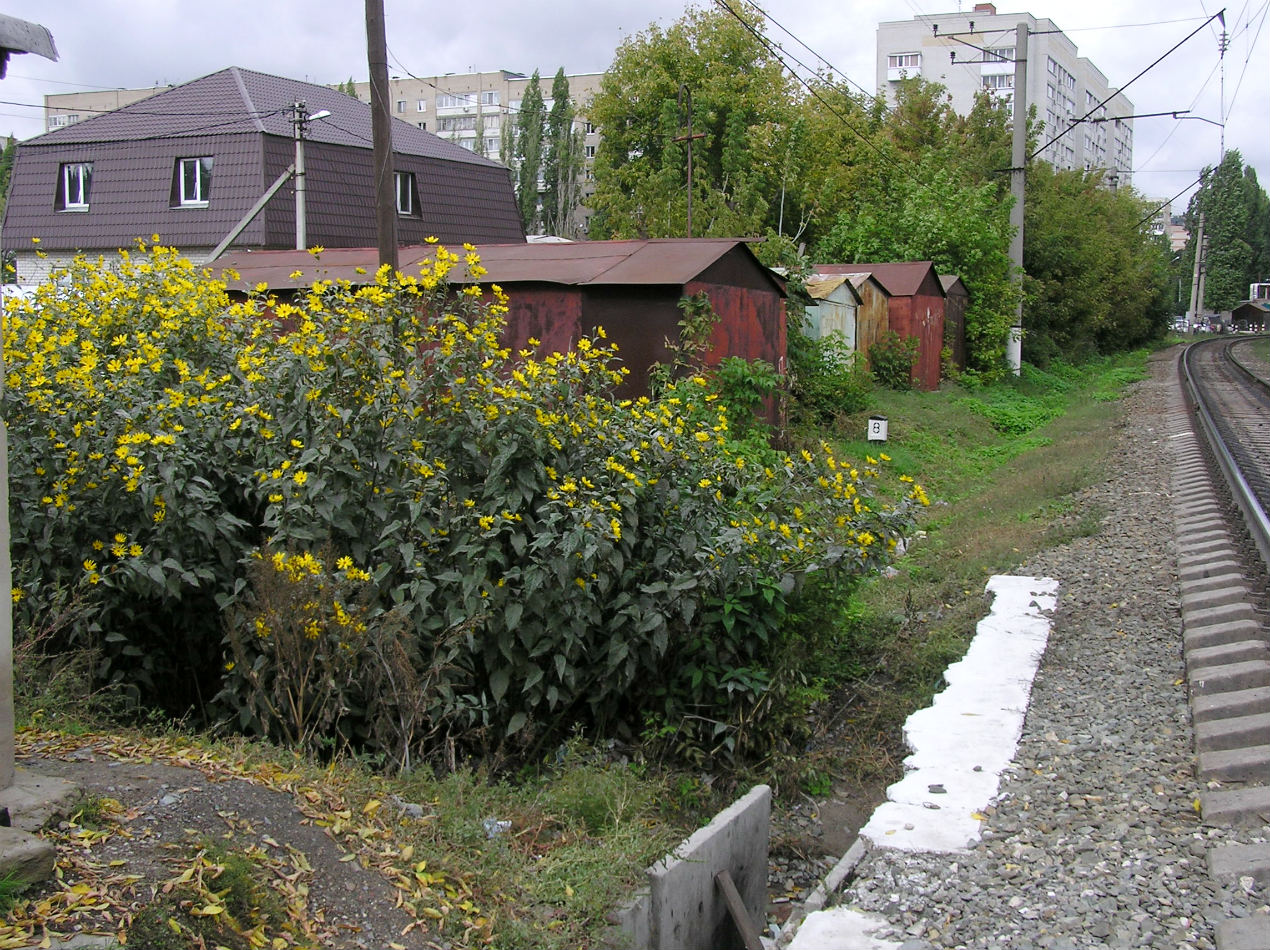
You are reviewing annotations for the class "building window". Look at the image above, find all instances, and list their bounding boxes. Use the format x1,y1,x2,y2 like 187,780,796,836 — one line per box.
982,74,1013,90
395,171,419,216
436,92,470,109
985,46,1014,62
174,157,213,206
417,121,427,130
480,90,499,106
584,144,596,158
57,162,92,210
417,99,427,112
396,100,406,113
585,121,596,134
888,52,921,69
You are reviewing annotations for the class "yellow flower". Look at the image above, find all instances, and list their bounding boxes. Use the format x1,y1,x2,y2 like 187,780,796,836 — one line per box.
293,470,308,486
11,588,23,603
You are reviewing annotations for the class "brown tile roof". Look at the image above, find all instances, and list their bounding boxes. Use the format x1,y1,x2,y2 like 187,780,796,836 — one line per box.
216,239,783,293
30,66,500,168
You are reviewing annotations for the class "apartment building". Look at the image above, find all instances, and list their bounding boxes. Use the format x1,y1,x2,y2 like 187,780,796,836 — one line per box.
876,2,1133,180
44,85,170,130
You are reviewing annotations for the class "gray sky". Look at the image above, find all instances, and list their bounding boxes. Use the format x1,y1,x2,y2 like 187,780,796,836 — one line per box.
1,0,1265,218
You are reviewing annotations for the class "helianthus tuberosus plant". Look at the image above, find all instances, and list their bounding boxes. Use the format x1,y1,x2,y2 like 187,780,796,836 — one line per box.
5,239,926,767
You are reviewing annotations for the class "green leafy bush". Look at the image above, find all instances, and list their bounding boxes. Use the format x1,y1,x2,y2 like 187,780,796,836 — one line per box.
866,331,921,391
5,242,926,768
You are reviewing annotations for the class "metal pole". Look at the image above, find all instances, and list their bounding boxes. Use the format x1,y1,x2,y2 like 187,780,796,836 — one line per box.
1006,22,1028,375
365,0,398,271
293,102,307,250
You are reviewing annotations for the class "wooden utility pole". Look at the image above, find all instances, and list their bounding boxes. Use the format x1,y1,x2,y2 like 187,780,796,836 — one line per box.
1006,22,1028,376
365,0,397,270
674,85,705,238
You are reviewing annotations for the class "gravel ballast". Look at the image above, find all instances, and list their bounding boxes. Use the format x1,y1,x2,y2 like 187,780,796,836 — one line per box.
791,351,1269,948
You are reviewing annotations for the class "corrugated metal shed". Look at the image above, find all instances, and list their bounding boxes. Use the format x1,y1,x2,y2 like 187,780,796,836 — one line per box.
815,262,945,390
804,275,862,350
940,274,968,371
217,239,788,418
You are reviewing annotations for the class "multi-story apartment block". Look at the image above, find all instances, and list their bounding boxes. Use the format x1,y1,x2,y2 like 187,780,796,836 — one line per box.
344,70,603,237
43,68,604,238
44,85,170,131
876,2,1133,181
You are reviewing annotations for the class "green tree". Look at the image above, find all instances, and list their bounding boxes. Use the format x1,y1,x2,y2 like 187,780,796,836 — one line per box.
514,71,546,232
542,69,584,237
1024,165,1171,362
587,4,794,239
0,134,17,218
1184,150,1270,310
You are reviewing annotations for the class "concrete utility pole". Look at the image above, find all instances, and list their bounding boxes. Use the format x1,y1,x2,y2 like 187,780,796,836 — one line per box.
292,102,333,251
1006,22,1028,376
1188,212,1206,325
365,0,398,270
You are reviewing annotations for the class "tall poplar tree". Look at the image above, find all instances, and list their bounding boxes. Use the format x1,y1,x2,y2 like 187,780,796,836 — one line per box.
514,71,546,233
1184,150,1270,310
542,69,584,237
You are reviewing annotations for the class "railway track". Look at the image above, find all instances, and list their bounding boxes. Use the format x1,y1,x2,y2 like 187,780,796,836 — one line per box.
1172,337,1270,949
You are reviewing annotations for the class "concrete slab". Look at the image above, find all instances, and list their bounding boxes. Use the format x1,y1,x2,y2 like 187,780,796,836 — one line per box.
1190,660,1270,696
1194,712,1270,752
1184,620,1266,652
1183,602,1260,629
857,575,1057,854
787,907,902,950
1181,572,1253,595
1180,559,1248,583
1201,785,1270,826
1187,641,1270,670
644,784,770,950
1197,744,1270,782
0,826,55,884
1215,916,1270,950
1209,843,1270,884
0,768,80,833
1193,686,1270,724
1182,586,1256,614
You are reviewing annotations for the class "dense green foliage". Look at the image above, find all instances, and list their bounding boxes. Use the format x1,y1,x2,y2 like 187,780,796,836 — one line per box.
1024,165,1172,362
589,6,1174,375
513,72,546,233
5,243,925,770
1182,150,1270,311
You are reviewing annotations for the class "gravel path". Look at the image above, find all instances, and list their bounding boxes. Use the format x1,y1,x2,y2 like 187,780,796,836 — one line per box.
808,350,1269,948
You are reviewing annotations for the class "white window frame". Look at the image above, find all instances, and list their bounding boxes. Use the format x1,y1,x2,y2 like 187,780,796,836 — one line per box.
395,170,418,216
177,157,213,206
60,162,92,210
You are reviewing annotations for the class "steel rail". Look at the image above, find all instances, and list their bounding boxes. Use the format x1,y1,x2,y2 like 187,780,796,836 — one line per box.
1181,338,1270,571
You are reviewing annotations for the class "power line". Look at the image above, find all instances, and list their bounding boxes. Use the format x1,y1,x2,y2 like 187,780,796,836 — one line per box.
1028,9,1227,161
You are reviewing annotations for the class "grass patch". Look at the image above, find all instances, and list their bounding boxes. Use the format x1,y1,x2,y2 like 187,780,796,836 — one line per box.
789,350,1152,783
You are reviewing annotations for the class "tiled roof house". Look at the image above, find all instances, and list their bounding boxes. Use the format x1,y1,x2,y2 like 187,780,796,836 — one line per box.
1,67,524,283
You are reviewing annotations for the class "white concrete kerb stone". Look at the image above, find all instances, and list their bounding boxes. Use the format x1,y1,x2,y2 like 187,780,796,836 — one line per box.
786,575,1059,950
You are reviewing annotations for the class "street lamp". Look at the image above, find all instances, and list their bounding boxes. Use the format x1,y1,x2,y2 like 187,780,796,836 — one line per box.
293,103,332,250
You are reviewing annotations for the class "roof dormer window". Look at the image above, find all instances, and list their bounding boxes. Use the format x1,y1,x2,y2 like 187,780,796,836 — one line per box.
57,162,92,211
173,157,213,207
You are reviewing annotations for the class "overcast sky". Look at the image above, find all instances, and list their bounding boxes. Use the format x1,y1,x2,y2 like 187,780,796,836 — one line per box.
0,0,1265,216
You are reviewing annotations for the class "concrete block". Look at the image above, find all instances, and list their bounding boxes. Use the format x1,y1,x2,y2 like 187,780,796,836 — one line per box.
1209,843,1270,884
1182,602,1260,629
1178,541,1241,564
1202,785,1270,826
1187,641,1270,671
1193,686,1270,724
645,784,770,950
1176,526,1234,545
1180,572,1252,596
1194,712,1270,752
0,768,79,833
1184,620,1265,652
1182,586,1256,615
1198,744,1270,782
603,889,652,950
0,826,55,885
1216,916,1270,950
1190,659,1270,696
1180,559,1248,583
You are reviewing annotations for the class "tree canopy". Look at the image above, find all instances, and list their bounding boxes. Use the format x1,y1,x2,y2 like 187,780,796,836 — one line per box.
1183,150,1270,311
